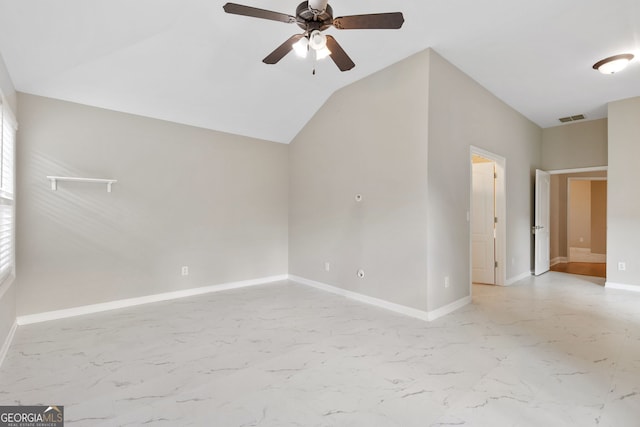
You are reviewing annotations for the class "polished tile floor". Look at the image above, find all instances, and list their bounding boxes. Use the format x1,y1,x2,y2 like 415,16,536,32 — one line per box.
1,272,639,426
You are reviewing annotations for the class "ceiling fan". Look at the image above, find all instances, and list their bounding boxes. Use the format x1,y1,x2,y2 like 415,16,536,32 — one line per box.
223,0,404,72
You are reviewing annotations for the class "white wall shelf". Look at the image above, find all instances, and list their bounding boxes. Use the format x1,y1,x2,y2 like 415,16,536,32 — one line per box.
46,176,117,193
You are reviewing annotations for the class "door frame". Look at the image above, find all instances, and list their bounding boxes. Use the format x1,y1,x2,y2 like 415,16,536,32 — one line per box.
469,146,506,290
547,166,608,266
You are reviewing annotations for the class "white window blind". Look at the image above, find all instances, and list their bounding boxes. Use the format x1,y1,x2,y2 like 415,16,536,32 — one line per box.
0,97,16,279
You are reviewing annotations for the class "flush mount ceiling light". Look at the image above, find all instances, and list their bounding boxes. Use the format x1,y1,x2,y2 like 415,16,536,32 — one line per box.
592,53,634,74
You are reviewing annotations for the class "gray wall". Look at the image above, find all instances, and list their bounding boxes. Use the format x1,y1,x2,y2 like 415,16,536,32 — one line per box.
289,50,430,311
542,119,608,170
0,284,16,347
289,48,542,314
0,51,16,349
16,93,288,315
607,96,640,287
426,51,541,310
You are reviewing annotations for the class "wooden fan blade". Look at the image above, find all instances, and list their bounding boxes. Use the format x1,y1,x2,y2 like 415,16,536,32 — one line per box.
223,3,296,24
263,34,305,64
325,36,355,72
333,12,404,30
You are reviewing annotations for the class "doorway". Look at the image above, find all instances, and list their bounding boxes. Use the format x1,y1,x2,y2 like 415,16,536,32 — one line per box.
470,147,506,287
548,168,608,279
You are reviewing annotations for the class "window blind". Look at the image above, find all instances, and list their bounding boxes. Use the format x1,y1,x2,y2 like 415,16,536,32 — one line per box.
0,97,16,279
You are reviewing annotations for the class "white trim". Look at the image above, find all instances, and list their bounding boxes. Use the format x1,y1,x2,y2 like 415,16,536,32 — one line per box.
548,166,608,175
551,257,568,266
16,275,288,326
426,295,472,321
605,282,640,292
290,275,429,321
0,321,17,368
505,271,532,286
290,275,471,322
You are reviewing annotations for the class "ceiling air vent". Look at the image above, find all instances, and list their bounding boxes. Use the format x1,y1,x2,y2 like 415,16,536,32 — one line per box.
559,114,585,123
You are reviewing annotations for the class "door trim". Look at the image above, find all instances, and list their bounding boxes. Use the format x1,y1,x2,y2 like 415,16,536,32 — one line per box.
470,146,506,290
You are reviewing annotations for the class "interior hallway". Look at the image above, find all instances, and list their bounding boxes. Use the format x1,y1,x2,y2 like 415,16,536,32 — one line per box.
1,273,638,426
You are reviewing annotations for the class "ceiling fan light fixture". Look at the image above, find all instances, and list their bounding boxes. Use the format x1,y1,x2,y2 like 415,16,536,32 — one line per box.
593,53,634,74
308,30,327,50
293,37,309,58
315,46,331,60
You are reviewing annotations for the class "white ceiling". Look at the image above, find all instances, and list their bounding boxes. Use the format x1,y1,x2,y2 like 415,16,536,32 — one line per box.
0,0,638,143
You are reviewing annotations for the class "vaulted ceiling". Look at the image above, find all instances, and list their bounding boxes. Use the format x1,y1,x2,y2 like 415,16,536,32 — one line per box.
0,0,638,143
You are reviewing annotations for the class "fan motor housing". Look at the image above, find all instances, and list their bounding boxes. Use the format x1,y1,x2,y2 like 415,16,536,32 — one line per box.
296,1,333,31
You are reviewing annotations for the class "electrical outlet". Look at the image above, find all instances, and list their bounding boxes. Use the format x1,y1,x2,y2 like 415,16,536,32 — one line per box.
181,266,189,276
618,262,626,271
324,262,331,272
357,269,365,278
444,276,450,288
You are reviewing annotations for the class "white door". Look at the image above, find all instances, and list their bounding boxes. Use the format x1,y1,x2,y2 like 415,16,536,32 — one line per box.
472,162,496,284
534,169,551,275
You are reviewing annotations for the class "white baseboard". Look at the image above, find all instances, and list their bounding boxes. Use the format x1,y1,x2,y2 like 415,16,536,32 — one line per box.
426,295,472,321
289,275,471,322
0,321,18,368
505,271,531,286
605,282,640,292
290,275,429,321
550,257,568,266
17,275,288,326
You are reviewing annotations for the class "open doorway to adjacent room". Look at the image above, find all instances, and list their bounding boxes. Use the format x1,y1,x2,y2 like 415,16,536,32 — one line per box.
470,147,506,288
548,168,607,279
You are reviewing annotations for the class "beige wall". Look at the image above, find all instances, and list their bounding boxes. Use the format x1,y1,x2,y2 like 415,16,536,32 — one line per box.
568,180,591,249
550,174,562,260
607,96,640,287
591,180,607,254
427,51,541,310
289,50,430,311
16,93,289,316
0,51,16,350
542,119,608,170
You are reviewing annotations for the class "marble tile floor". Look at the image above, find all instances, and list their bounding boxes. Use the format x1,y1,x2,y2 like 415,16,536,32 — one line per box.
1,272,639,426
